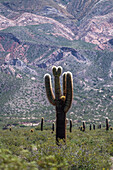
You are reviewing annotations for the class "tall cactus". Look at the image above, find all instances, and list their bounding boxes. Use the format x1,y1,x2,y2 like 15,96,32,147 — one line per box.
45,66,73,143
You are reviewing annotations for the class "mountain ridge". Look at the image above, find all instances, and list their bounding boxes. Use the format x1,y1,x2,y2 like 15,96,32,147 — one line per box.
0,0,113,124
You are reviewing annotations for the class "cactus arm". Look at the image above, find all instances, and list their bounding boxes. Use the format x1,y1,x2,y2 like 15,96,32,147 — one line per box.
44,74,56,106
57,66,62,76
64,72,73,113
53,66,62,100
52,66,57,76
63,72,67,97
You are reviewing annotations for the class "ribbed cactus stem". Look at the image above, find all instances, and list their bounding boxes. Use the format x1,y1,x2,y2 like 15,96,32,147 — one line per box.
41,117,44,131
45,66,73,143
106,118,109,131
64,72,73,113
44,74,55,106
70,119,72,132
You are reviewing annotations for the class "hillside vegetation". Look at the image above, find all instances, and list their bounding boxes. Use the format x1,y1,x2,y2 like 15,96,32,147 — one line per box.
0,0,112,126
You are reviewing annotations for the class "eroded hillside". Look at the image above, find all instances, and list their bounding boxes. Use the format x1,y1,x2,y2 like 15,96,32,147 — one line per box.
0,0,113,125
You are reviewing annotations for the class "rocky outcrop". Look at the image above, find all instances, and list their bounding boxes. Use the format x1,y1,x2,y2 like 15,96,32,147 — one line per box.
2,58,37,76
35,47,87,68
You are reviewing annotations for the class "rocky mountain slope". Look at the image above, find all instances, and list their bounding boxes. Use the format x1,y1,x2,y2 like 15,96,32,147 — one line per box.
0,0,113,125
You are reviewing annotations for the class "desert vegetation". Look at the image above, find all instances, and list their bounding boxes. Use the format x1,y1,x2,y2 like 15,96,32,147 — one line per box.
0,0,113,169
0,123,113,169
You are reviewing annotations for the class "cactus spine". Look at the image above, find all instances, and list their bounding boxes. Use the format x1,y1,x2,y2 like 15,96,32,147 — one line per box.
41,117,44,131
45,66,73,143
70,119,72,133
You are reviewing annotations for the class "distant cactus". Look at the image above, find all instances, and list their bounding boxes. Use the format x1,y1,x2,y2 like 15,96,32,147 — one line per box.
41,117,44,131
93,124,95,130
99,123,101,129
83,121,85,132
70,119,72,132
45,66,73,143
106,118,109,131
89,124,92,130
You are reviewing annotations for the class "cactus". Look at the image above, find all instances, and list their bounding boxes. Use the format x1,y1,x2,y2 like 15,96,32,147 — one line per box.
41,117,44,131
99,123,101,129
106,118,109,131
45,66,73,143
89,124,92,130
70,119,72,133
83,121,85,132
93,124,95,130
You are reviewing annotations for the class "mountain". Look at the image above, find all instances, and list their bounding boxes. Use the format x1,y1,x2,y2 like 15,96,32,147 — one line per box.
0,0,113,125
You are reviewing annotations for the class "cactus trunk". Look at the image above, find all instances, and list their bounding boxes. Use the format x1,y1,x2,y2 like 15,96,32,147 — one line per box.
56,106,66,143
